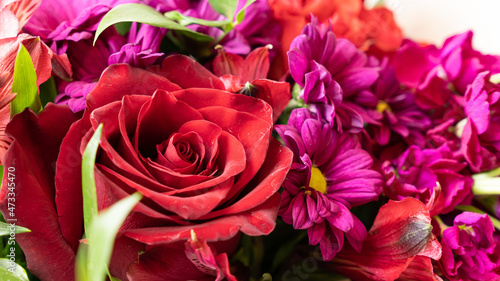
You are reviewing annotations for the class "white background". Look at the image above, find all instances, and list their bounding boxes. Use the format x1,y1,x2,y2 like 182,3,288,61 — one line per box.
365,0,500,55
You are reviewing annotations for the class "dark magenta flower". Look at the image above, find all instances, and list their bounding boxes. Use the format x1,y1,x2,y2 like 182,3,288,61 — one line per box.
148,0,281,55
439,212,500,280
440,31,500,95
24,0,136,53
382,145,472,216
362,59,431,147
25,0,167,112
327,198,442,281
276,108,382,260
287,17,378,131
391,32,500,127
462,72,500,172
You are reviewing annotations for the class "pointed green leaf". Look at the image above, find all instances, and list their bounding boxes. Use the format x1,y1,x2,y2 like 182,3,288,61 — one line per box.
39,76,58,107
164,10,230,27
235,0,256,24
81,124,103,233
0,259,29,281
76,192,142,281
208,0,238,20
0,221,30,236
94,3,212,45
10,44,42,117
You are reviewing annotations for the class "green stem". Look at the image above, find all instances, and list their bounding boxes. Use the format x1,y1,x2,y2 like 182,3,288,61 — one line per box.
472,177,500,195
473,166,500,180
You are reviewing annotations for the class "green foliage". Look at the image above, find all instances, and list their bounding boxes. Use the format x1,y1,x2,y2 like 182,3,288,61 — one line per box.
0,259,29,281
235,0,256,24
164,11,230,27
76,192,142,281
81,124,103,234
39,77,57,107
0,222,30,236
10,44,42,117
94,4,212,45
208,0,239,20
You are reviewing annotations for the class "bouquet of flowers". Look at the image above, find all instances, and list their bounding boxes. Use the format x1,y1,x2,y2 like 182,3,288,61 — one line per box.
1,0,500,280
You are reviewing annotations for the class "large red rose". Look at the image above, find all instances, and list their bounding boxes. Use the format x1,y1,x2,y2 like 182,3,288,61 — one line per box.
0,55,293,280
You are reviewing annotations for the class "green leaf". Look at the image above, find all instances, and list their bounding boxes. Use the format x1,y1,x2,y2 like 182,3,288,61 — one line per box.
455,205,500,231
94,3,212,45
235,0,256,24
0,265,28,281
472,177,500,195
39,76,58,107
81,124,103,234
164,11,230,27
208,0,238,20
0,259,29,281
0,222,30,236
10,43,42,117
76,192,142,281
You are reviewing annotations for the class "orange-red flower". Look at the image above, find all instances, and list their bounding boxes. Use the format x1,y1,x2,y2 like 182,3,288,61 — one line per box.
268,0,403,78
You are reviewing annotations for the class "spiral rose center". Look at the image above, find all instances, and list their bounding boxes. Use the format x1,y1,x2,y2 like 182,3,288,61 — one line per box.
155,132,204,174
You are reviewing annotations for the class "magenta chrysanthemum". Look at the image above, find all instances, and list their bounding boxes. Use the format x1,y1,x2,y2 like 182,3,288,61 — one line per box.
361,59,431,147
25,0,166,112
382,144,472,216
439,212,500,280
287,17,378,131
276,108,382,260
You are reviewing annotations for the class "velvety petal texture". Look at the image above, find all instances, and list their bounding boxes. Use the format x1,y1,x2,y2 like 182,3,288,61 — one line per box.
212,46,291,122
328,198,442,281
0,105,80,281
6,55,292,281
276,108,382,260
287,17,378,131
382,145,473,216
439,212,500,280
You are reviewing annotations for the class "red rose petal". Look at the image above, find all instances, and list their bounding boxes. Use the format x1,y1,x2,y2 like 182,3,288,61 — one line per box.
124,193,281,244
0,105,79,281
198,106,272,202
125,242,213,281
173,88,273,125
251,79,291,122
200,138,292,219
134,90,204,159
86,64,181,111
157,55,225,90
55,110,91,250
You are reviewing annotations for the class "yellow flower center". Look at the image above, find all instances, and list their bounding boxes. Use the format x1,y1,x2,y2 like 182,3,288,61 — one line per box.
376,100,392,114
309,167,328,194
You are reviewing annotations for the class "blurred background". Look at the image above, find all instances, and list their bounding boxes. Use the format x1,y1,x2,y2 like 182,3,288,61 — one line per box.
365,0,500,54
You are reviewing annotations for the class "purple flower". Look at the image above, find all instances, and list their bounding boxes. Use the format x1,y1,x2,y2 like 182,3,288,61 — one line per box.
276,108,382,260
382,145,473,216
441,31,500,95
25,0,166,112
439,212,500,280
108,23,166,67
148,0,280,55
24,0,136,53
462,72,500,172
287,17,378,131
362,59,431,147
